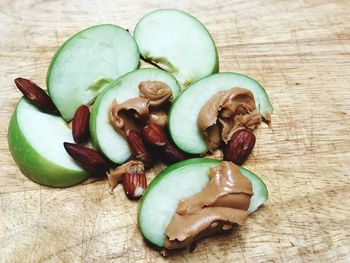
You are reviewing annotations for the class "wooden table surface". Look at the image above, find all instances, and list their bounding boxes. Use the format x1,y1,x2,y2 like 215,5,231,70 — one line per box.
1,0,349,262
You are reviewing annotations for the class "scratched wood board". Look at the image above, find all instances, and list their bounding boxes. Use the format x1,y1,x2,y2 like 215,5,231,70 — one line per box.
0,0,349,262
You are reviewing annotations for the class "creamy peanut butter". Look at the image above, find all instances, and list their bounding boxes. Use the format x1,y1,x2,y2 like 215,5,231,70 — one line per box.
198,88,262,152
109,81,172,135
148,110,168,128
107,160,144,192
139,81,172,109
109,98,149,133
164,161,253,251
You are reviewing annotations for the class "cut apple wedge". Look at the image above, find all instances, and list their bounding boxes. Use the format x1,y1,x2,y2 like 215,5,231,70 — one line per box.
134,9,218,87
168,72,274,154
138,158,268,248
90,68,181,164
47,24,140,121
8,98,90,187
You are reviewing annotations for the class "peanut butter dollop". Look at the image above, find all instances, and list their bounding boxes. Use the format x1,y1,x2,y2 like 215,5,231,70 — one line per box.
107,160,144,192
109,81,172,134
139,81,172,109
109,98,149,133
164,161,253,251
198,88,262,152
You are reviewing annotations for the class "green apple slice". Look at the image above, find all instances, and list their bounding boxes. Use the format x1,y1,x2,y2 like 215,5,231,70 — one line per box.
138,158,268,248
168,72,274,154
90,68,181,164
134,9,218,87
47,24,140,121
8,98,89,187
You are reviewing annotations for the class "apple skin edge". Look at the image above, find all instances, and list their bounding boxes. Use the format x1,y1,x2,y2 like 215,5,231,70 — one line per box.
138,158,268,248
8,100,90,188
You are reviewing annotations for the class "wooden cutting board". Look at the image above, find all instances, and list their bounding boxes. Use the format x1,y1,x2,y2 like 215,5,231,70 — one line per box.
1,0,349,262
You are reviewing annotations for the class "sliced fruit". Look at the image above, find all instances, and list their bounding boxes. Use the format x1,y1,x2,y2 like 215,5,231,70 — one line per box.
47,24,140,121
90,68,181,164
138,158,268,248
168,73,274,154
134,9,218,87
8,98,89,187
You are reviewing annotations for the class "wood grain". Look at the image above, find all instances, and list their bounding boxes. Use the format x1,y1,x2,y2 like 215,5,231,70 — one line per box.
1,0,350,262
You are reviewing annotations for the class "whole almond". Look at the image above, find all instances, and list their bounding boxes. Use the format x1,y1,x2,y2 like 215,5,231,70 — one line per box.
123,163,147,199
125,129,153,167
143,122,167,146
14,78,59,115
224,129,256,165
161,144,186,164
63,142,114,174
72,105,90,144
142,123,185,164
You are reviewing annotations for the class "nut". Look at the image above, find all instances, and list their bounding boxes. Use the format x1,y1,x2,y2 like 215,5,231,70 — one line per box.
162,144,186,164
14,77,59,115
72,105,90,144
107,160,142,192
224,129,256,165
142,123,185,164
125,129,153,167
143,122,167,146
63,142,114,174
123,163,147,199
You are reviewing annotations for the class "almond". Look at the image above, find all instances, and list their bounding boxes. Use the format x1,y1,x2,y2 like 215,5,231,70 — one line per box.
123,163,147,199
224,129,256,165
142,123,185,164
125,129,153,167
14,77,59,115
143,122,167,146
63,142,114,174
162,145,186,164
72,105,90,144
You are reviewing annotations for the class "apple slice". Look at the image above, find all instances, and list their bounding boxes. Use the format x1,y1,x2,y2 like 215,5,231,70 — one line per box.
134,9,218,87
138,158,268,248
47,24,140,121
168,72,274,154
90,68,181,164
8,98,89,187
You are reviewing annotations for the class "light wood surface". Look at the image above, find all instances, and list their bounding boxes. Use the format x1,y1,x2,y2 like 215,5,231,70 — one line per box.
1,0,350,262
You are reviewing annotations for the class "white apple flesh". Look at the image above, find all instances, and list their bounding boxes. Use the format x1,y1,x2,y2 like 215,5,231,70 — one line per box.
134,9,218,87
8,98,89,187
47,24,140,121
138,158,268,248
